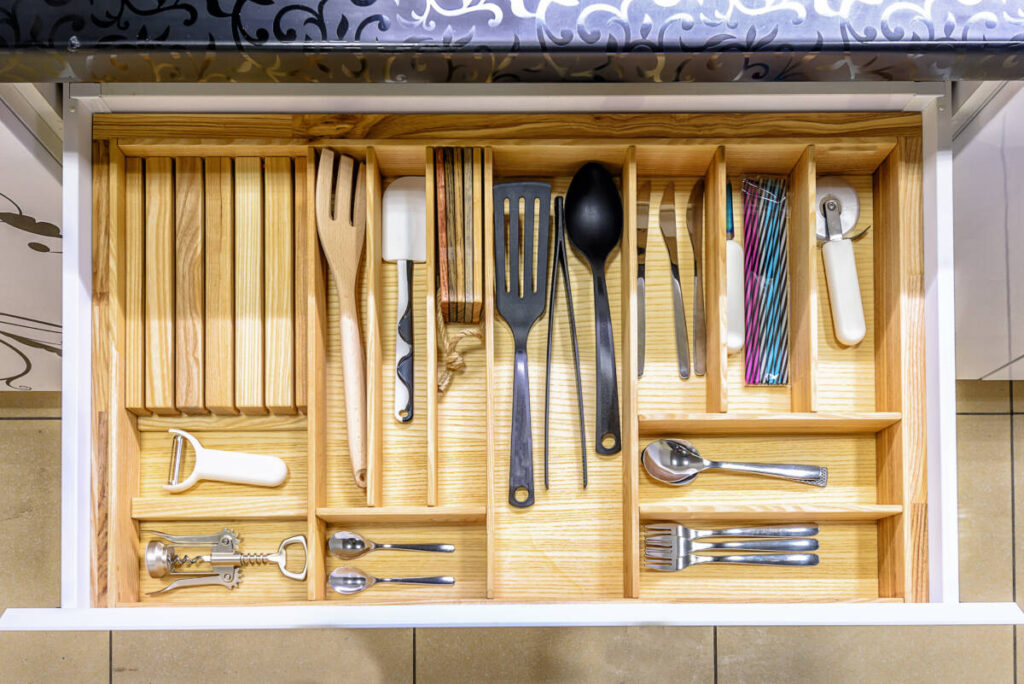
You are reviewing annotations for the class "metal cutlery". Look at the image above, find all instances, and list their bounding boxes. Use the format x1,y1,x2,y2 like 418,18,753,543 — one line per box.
329,567,455,595
645,553,819,572
644,522,819,539
659,181,689,379
686,180,706,376
328,530,454,560
644,537,819,558
637,182,650,377
642,438,828,488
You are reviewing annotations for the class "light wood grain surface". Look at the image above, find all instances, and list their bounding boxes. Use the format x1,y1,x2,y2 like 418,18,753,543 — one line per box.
234,157,266,414
124,157,148,415
174,157,206,415
204,157,237,415
264,157,296,415
144,157,176,415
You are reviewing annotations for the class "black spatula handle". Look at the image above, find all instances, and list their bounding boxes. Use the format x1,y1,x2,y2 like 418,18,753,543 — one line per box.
509,342,535,507
592,269,621,455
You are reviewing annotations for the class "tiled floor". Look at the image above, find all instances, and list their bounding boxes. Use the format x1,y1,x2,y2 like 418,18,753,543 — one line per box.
0,383,1021,683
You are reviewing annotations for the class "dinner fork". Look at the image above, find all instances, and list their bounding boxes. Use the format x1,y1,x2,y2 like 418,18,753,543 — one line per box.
645,553,819,571
644,537,819,560
643,523,819,540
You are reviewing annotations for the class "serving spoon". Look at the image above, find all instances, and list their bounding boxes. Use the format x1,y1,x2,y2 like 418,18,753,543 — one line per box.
328,567,455,595
328,531,454,560
641,438,828,487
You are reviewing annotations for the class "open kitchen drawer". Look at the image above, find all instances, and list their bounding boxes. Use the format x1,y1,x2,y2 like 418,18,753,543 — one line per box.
3,84,1022,629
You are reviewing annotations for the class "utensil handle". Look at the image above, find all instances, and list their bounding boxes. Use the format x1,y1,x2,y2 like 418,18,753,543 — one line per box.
693,270,706,376
726,239,745,353
394,259,414,422
340,297,367,488
712,460,828,487
695,539,819,552
592,271,621,455
379,576,456,585
694,525,819,539
637,267,646,377
509,343,535,507
822,238,866,346
700,554,819,567
378,543,455,553
669,263,690,379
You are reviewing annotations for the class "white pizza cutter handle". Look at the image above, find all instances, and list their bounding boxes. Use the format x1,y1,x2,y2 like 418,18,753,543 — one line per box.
164,429,288,493
822,236,866,346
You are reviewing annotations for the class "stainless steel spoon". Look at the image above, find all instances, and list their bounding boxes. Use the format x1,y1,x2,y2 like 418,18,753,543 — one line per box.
328,531,454,560
641,438,828,487
328,567,455,595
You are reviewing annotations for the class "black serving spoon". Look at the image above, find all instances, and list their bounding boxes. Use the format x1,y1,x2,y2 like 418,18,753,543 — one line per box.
565,162,622,455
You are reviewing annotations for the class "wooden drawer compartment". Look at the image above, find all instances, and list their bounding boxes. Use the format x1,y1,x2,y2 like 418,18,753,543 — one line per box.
89,113,926,609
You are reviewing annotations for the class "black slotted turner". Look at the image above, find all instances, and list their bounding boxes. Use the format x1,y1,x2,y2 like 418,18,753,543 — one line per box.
493,182,551,508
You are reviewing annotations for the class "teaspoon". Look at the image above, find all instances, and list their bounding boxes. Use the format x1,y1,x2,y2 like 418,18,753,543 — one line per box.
328,567,455,595
641,439,828,487
328,530,454,560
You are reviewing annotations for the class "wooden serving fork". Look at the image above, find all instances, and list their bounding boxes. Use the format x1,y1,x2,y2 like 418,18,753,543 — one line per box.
315,150,368,488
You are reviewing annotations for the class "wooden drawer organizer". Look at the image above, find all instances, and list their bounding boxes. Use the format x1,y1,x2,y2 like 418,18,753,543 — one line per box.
90,113,926,607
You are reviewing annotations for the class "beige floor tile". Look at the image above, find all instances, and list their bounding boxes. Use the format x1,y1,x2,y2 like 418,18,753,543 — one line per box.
113,629,411,683
416,627,713,684
957,415,1014,602
1014,416,1024,608
0,420,61,607
957,380,1010,413
718,626,1013,684
0,391,60,417
0,631,109,683
1014,381,1024,413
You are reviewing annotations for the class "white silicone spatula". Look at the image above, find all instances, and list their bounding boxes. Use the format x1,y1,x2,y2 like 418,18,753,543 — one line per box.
382,176,427,422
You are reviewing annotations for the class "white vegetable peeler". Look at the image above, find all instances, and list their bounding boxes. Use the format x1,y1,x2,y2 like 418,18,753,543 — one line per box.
165,429,288,493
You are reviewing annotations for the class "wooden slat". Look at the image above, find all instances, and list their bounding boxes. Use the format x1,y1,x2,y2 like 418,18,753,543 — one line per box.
117,142,310,158
875,136,928,602
639,503,903,521
365,148,385,507
483,147,496,598
132,496,307,521
472,147,484,322
425,147,439,507
622,146,640,599
106,143,143,605
95,112,923,142
294,155,309,412
143,157,176,415
204,157,237,414
123,157,148,415
639,412,901,435
137,414,306,432
316,505,487,523
174,157,205,415
264,157,296,414
234,157,266,414
90,140,111,606
704,146,728,413
306,149,328,601
789,146,818,412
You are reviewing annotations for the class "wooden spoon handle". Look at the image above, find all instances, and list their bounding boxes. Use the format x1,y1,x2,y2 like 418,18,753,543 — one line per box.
339,295,367,488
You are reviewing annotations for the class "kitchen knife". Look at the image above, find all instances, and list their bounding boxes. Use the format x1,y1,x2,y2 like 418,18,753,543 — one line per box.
659,182,690,379
637,182,651,377
686,179,706,376
382,176,427,422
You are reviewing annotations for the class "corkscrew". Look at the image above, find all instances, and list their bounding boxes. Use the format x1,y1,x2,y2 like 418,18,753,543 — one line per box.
143,528,307,595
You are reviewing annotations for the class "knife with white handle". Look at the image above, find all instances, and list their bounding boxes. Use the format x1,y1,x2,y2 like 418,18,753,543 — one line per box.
382,176,427,422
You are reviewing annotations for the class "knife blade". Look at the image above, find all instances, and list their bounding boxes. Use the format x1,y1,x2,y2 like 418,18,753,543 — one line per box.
659,181,690,379
637,182,650,378
687,179,706,376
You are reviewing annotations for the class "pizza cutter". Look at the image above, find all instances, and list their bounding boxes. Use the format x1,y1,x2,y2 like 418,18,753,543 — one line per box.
816,177,867,347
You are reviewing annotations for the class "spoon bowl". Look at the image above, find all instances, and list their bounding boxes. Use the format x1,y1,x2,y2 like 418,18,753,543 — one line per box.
641,439,829,488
